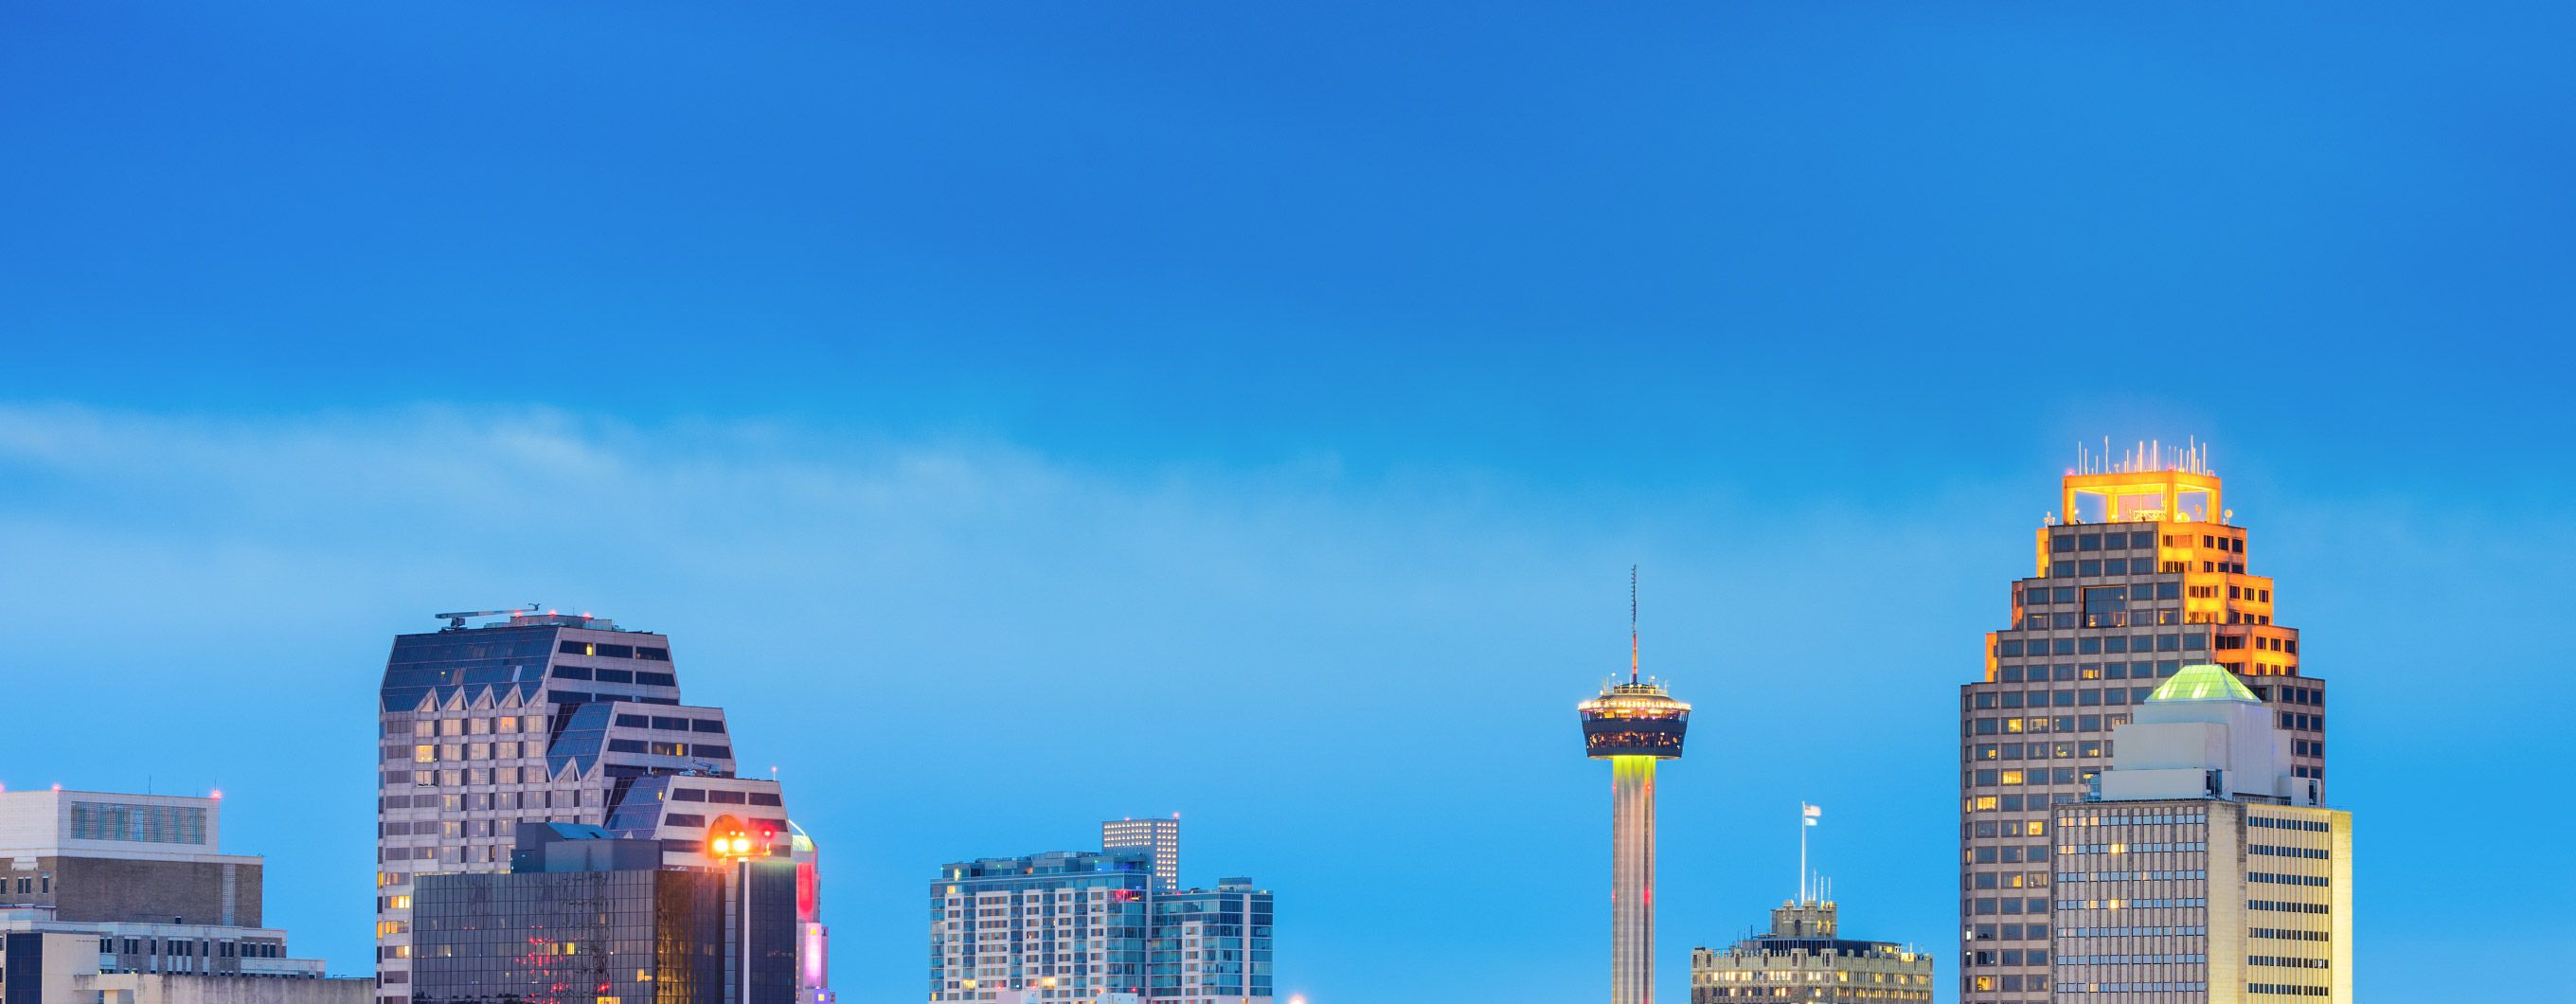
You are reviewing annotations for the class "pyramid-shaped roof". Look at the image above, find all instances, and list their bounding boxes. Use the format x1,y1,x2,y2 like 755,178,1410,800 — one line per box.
2147,663,2259,703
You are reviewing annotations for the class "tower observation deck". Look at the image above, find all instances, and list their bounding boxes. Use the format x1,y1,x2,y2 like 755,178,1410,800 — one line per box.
1581,681,1692,759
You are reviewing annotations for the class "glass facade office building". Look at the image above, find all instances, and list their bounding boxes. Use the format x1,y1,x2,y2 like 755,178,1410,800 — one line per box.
412,849,796,1004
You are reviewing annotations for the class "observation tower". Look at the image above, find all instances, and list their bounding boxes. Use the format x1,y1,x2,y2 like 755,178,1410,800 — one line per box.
1578,572,1690,1004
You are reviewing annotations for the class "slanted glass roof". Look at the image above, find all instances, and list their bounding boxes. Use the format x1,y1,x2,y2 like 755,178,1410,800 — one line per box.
2147,663,2259,703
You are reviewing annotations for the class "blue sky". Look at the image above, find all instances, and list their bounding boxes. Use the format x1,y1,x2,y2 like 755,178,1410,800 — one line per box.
3,4,2571,1002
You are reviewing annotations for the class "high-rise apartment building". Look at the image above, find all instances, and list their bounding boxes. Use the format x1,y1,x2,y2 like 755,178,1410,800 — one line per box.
1101,818,1179,892
927,847,1274,1004
0,789,369,1004
1689,901,1934,1003
2049,664,2352,1001
1147,882,1269,1004
1959,449,2328,1004
373,610,832,1004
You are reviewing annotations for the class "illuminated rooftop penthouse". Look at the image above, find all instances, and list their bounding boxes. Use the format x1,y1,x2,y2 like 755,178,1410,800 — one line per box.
2057,438,2223,525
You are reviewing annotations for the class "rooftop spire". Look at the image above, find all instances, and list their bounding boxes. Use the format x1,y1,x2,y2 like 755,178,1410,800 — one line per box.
1629,565,1639,684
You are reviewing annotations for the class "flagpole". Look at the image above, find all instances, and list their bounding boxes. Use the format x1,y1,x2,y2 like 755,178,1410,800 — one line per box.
1798,802,1807,904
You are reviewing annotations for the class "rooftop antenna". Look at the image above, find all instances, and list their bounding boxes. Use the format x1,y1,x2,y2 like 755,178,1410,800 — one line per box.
436,604,540,630
1629,565,1639,685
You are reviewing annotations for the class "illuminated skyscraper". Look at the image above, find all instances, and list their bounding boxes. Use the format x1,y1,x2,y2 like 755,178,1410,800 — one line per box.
1103,816,1180,891
1578,577,1690,1004
373,609,832,1004
1958,445,2328,1004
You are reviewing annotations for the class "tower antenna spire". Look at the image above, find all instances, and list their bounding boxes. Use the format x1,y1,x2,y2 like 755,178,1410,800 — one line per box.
1629,565,1639,684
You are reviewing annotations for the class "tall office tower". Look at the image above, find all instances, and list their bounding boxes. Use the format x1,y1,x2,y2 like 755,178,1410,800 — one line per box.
1578,594,1690,1004
1102,816,1180,891
1689,900,1935,1003
414,822,799,1004
0,788,370,1004
374,610,828,1004
927,849,1275,1004
1959,448,2328,1004
2049,664,2352,1001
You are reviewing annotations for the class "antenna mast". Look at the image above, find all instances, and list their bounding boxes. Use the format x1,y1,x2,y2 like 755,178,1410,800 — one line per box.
1629,565,1639,685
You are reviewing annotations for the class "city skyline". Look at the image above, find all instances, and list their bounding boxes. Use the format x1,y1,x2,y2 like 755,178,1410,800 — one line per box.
4,432,2529,1001
7,5,2574,1002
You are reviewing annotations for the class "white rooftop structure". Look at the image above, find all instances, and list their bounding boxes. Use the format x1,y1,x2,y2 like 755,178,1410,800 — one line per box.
0,789,258,866
2095,664,2324,806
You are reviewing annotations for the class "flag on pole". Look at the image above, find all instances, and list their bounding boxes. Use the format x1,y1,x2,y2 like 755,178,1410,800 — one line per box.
1801,803,1821,826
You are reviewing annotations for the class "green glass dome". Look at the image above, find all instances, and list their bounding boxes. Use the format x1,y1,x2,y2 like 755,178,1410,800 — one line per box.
2146,663,2259,703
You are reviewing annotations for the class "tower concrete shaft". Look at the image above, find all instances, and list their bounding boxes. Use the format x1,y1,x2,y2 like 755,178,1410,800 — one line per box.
1610,755,1658,1004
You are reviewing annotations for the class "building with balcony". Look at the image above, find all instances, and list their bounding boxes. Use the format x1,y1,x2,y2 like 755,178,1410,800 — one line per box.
927,834,1272,1004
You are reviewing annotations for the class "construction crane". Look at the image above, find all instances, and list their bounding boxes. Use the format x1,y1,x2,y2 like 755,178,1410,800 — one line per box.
433,604,540,630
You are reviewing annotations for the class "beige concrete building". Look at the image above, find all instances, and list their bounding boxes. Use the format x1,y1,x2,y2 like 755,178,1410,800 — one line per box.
1,931,369,1004
2048,665,2352,1002
1690,901,1934,1003
1959,453,2329,1003
0,790,367,1004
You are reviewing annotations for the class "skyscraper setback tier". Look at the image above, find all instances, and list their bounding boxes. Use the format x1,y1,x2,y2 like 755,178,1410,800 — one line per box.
1957,461,2328,1004
372,611,832,1004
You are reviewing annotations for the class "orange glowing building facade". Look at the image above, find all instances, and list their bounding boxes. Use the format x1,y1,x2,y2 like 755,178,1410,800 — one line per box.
1956,445,2328,1004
